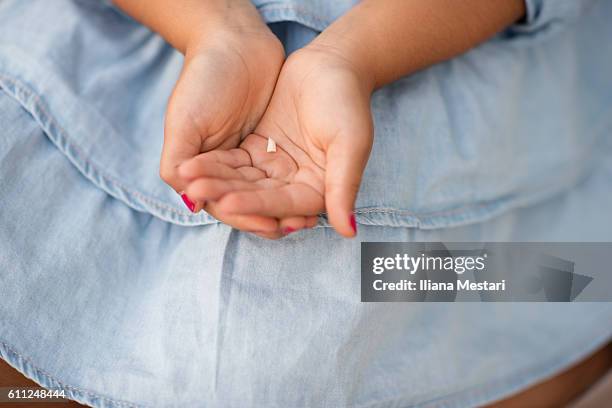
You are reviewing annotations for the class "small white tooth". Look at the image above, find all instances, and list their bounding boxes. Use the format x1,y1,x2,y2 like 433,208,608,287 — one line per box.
266,137,277,153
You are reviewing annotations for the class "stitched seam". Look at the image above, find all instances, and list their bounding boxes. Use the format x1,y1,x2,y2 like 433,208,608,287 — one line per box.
0,75,209,219
0,74,584,229
0,73,506,224
0,341,144,408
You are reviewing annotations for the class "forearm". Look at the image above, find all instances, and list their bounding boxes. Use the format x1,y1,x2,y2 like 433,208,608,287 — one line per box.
312,0,526,90
112,0,260,53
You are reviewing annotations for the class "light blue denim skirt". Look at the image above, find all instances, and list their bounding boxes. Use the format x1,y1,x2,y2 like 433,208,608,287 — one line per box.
0,1,611,407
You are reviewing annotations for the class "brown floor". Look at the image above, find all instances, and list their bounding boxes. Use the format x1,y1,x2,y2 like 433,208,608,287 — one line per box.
0,342,610,407
0,358,83,407
487,341,612,407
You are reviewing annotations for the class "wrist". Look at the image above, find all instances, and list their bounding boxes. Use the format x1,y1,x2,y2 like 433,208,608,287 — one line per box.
302,37,377,95
113,0,264,54
185,1,281,56
178,0,269,55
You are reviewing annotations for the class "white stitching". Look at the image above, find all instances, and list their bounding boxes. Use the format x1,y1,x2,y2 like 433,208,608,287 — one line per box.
0,341,143,408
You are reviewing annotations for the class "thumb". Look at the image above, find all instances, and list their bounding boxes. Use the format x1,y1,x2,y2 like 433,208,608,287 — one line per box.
324,131,373,238
160,104,207,213
160,59,220,213
160,134,201,192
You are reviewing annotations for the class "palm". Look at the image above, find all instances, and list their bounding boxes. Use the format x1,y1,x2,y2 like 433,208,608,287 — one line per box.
181,48,374,238
178,131,323,238
226,129,326,217
159,27,285,198
166,40,282,152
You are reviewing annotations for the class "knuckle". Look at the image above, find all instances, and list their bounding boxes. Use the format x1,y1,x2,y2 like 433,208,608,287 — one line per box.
220,194,242,213
159,164,175,184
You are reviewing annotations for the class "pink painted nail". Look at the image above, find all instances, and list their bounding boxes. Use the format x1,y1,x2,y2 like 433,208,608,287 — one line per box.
282,227,297,235
350,214,357,234
181,193,196,213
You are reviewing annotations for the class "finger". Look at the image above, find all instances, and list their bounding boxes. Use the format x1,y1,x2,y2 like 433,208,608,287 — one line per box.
305,216,319,228
160,130,205,213
205,202,279,233
178,150,259,213
218,183,324,218
161,99,205,194
186,177,286,202
324,135,372,238
178,149,254,181
179,160,249,182
236,166,267,181
278,216,310,235
160,134,201,194
162,137,221,213
192,199,206,213
186,178,261,202
277,215,319,235
181,192,203,214
241,133,298,180
251,231,283,240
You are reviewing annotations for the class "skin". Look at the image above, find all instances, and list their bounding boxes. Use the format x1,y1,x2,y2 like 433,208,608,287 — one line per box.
180,46,373,238
114,0,526,239
115,0,321,236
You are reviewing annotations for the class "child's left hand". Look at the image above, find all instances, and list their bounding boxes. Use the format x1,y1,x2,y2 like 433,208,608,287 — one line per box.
178,45,375,238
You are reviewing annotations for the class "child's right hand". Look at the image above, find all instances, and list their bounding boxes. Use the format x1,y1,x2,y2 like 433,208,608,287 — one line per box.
159,3,285,212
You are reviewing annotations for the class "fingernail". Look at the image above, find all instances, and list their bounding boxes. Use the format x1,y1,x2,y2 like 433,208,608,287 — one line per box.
350,214,357,234
181,193,196,213
282,227,297,235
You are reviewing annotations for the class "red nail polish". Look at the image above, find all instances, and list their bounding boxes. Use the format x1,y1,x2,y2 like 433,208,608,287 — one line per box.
181,193,196,213
282,227,297,235
350,214,357,234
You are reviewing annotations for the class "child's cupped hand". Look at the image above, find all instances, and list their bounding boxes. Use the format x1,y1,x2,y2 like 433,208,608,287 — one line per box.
160,11,285,212
177,45,375,238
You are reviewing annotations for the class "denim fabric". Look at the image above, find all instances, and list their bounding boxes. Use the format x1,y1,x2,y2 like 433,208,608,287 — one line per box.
1,1,611,407
511,0,600,37
2,0,611,228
